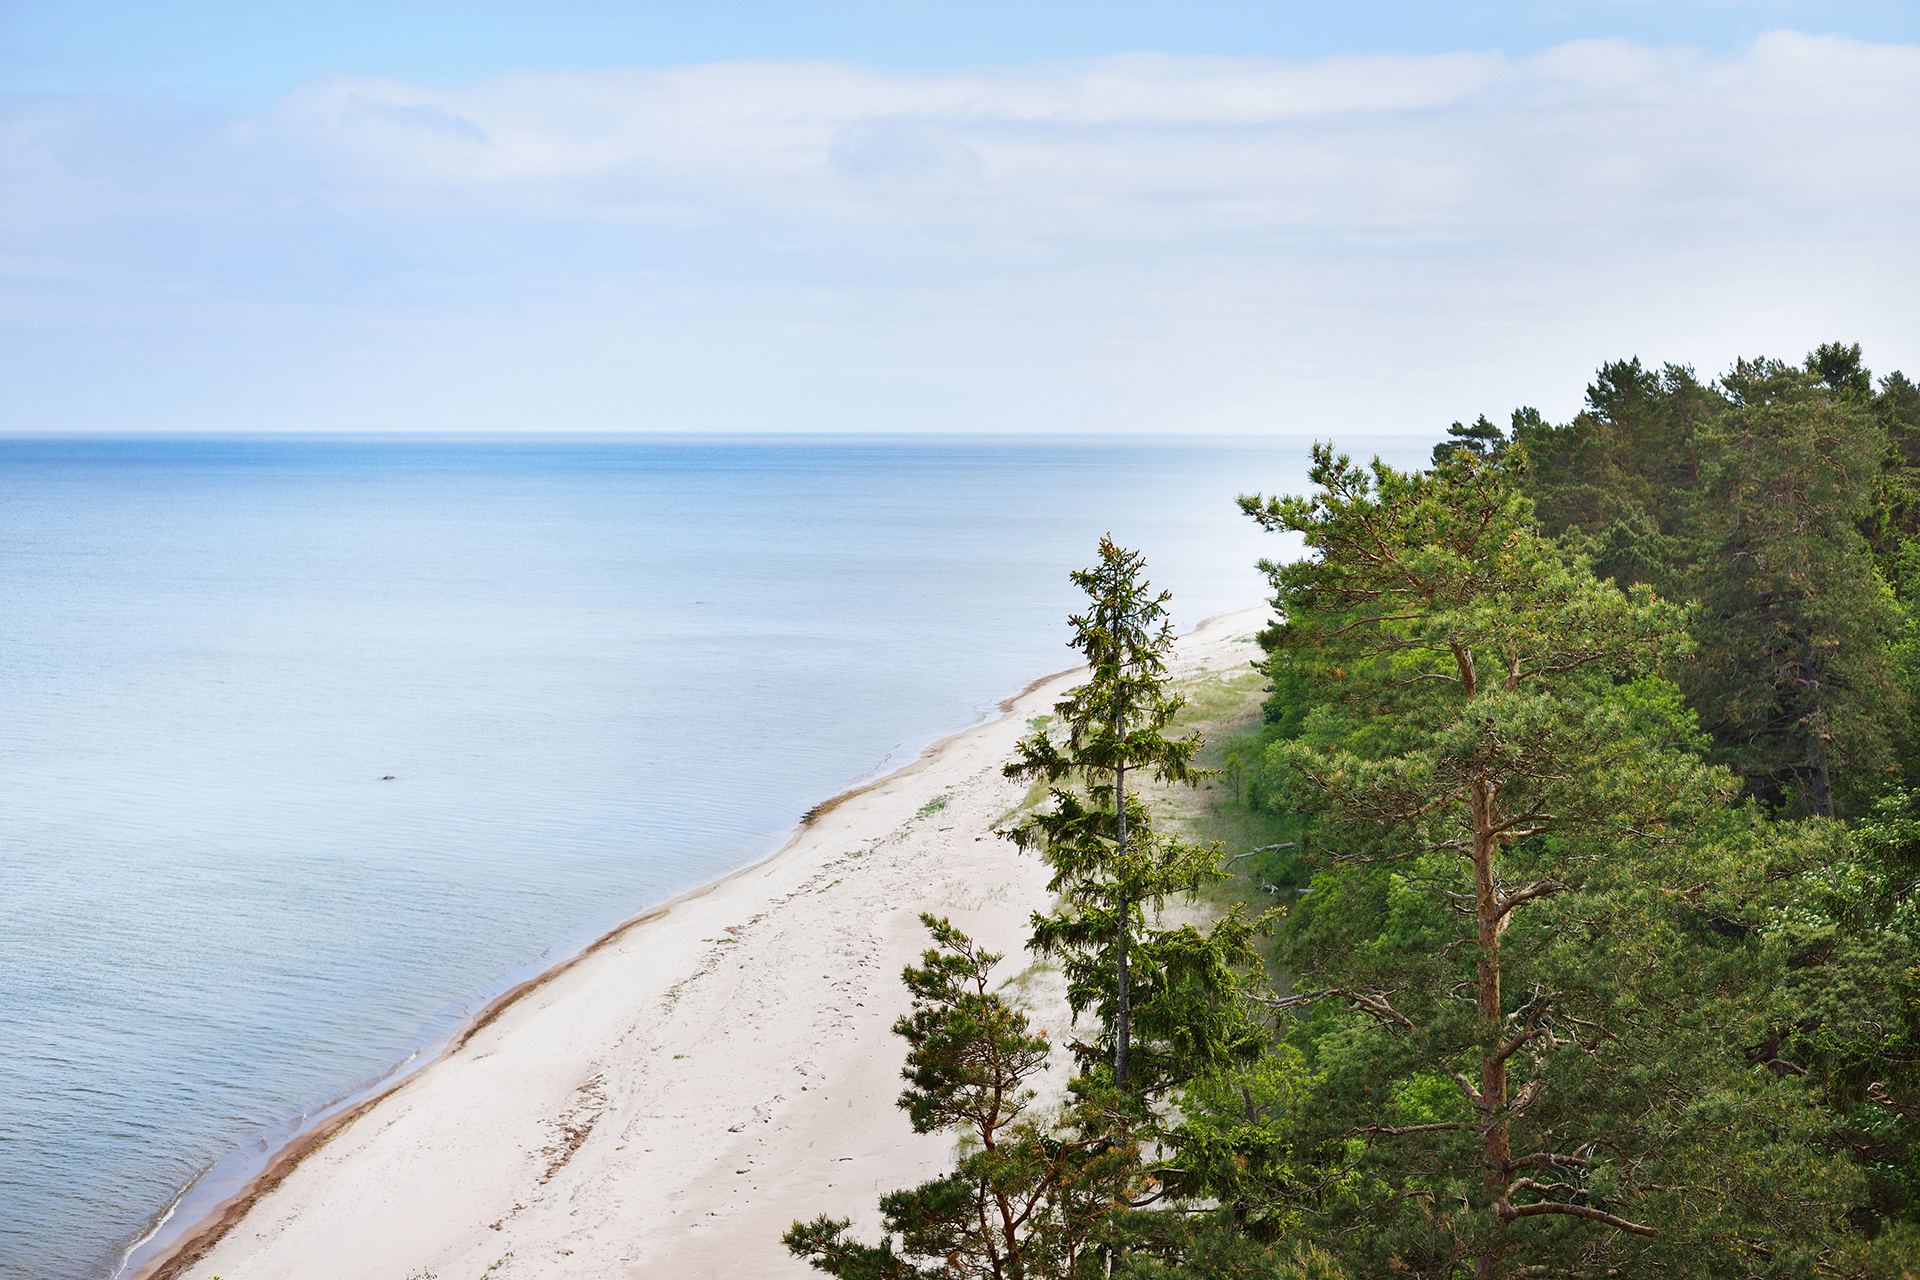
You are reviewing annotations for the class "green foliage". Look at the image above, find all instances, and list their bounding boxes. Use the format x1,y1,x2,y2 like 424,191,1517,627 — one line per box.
1149,1050,1323,1244
892,914,1053,1137
1233,444,1863,1276
784,916,1137,1280
1428,413,1508,469
1811,340,1875,399
1514,357,1719,596
1688,357,1903,815
1115,1231,1348,1280
793,359,1920,1278
1758,789,1920,1235
1259,656,1316,737
1006,537,1262,1097
1408,343,1920,1256
1008,535,1203,798
1509,346,1916,814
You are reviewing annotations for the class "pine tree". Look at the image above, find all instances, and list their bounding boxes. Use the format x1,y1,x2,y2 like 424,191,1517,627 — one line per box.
1429,414,1508,469
1510,357,1719,594
1235,445,1862,1278
1687,357,1903,815
1491,348,1909,813
784,916,1135,1280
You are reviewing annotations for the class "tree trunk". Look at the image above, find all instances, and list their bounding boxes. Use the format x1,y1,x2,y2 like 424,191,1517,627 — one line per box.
1799,633,1834,818
1453,643,1509,1278
1115,757,1130,1089
1806,719,1833,818
1472,776,1510,1280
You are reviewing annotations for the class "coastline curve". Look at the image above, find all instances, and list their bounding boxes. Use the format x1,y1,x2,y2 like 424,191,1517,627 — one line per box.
120,660,1096,1280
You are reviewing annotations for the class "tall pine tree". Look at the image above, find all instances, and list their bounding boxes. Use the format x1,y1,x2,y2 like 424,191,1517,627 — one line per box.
1236,445,1861,1278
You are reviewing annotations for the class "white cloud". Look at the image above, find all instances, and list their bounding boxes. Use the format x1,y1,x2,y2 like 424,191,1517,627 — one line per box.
0,33,1915,434
230,36,1916,229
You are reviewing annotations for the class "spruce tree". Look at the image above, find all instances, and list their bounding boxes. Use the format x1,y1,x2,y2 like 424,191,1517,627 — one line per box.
1004,536,1249,1097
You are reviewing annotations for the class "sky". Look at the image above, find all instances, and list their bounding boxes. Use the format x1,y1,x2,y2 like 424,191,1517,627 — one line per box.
2,1,1917,435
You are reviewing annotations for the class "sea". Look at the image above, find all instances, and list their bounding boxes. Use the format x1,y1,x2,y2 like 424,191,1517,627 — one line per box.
0,435,1408,1279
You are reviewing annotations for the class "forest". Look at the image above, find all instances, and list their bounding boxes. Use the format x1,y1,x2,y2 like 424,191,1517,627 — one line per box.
784,343,1920,1279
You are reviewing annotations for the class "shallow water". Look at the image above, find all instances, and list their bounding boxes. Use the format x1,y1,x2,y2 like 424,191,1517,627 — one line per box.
0,435,1409,1279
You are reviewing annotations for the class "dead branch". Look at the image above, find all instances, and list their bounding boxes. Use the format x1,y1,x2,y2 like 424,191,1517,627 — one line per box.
1225,843,1295,867
1497,880,1570,919
1501,1201,1656,1237
1355,1122,1475,1138
1508,1152,1590,1172
1253,986,1418,1033
1507,1177,1579,1198
1563,1015,1624,1048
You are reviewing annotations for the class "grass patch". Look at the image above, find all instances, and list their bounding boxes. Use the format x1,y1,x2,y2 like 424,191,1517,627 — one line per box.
1144,663,1312,939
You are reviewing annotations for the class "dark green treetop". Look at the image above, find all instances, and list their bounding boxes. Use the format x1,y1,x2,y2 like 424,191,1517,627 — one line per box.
1512,358,1720,595
1429,414,1509,469
1009,535,1203,797
1688,357,1903,816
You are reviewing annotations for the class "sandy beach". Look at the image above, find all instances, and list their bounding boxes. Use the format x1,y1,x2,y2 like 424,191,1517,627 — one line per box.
144,606,1267,1280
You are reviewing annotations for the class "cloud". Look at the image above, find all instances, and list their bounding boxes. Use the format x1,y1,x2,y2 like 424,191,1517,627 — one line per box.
0,33,1916,434
220,37,1915,230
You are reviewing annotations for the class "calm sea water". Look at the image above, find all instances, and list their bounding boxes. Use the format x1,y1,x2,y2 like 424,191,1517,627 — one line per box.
0,436,1400,1279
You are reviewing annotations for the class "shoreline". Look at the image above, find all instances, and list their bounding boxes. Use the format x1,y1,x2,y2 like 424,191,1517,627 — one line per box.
119,660,1087,1280
135,608,1267,1280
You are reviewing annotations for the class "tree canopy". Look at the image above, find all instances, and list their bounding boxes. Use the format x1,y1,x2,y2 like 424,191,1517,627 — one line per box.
790,344,1920,1280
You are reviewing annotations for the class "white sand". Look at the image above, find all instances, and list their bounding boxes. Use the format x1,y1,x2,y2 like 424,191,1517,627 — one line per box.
153,607,1268,1280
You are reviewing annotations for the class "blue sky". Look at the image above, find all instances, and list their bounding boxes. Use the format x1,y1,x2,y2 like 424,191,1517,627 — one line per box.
6,2,1918,97
2,3,1917,434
